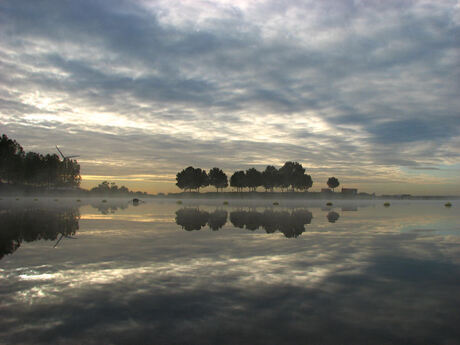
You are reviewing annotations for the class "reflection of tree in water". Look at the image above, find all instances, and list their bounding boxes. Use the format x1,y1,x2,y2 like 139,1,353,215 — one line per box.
175,208,228,231
208,210,228,231
230,209,313,238
0,207,80,260
175,208,210,231
91,201,128,215
327,211,340,223
175,208,313,237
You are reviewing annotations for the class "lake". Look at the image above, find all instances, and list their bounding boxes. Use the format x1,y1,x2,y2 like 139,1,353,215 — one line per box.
1,198,459,344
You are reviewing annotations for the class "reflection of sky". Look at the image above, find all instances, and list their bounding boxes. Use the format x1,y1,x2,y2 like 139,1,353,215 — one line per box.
1,200,460,344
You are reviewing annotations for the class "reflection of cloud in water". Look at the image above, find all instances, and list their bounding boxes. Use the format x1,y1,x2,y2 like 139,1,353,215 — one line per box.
1,201,460,344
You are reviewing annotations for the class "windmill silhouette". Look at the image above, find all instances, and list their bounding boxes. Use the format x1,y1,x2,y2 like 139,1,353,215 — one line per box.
53,234,77,248
56,145,80,160
56,145,80,187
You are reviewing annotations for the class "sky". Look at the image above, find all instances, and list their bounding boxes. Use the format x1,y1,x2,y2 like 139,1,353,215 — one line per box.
1,0,459,195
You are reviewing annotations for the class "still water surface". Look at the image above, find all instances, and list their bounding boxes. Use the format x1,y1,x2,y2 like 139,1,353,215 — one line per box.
1,198,459,344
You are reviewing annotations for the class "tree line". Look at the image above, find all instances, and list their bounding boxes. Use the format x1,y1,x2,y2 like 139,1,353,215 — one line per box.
89,181,148,196
176,162,341,192
0,134,81,188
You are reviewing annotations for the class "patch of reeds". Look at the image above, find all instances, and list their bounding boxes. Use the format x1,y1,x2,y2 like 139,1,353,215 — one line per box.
326,202,333,206
445,202,452,207
384,202,390,207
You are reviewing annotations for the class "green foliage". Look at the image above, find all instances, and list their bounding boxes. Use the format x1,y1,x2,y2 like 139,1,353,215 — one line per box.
445,202,452,207
384,202,390,207
326,202,333,206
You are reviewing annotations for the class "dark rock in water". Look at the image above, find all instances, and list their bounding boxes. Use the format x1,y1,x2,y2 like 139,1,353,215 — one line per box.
132,198,140,205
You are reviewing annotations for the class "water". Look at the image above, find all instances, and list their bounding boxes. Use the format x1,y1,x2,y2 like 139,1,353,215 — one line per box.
1,198,459,344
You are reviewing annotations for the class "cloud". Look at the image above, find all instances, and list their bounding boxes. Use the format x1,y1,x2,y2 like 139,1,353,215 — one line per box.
0,0,459,193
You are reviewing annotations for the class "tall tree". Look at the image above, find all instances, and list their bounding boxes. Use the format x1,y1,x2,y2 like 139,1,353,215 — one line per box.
176,166,196,192
279,161,305,191
176,166,209,192
327,177,340,192
0,134,24,184
262,165,279,192
245,168,262,192
194,168,209,192
230,170,246,192
208,167,228,192
294,173,313,192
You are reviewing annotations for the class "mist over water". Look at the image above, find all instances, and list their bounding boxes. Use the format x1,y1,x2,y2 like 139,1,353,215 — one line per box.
1,198,459,344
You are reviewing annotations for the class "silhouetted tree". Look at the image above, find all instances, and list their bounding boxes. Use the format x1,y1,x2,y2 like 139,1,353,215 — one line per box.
208,167,228,192
90,181,136,195
246,168,262,192
0,134,24,184
279,161,312,192
327,177,340,192
262,165,279,192
230,170,246,192
0,134,81,188
176,166,209,192
294,173,313,192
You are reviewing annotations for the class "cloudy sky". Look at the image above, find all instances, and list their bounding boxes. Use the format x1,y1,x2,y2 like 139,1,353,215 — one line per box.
1,0,459,194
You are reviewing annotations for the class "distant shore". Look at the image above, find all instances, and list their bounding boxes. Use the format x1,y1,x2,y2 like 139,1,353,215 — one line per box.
160,191,459,200
1,183,458,200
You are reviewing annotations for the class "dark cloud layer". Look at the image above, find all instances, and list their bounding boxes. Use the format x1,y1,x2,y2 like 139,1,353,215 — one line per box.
0,0,459,192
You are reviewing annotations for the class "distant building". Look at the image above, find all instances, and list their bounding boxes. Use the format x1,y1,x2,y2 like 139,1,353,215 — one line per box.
341,188,358,196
